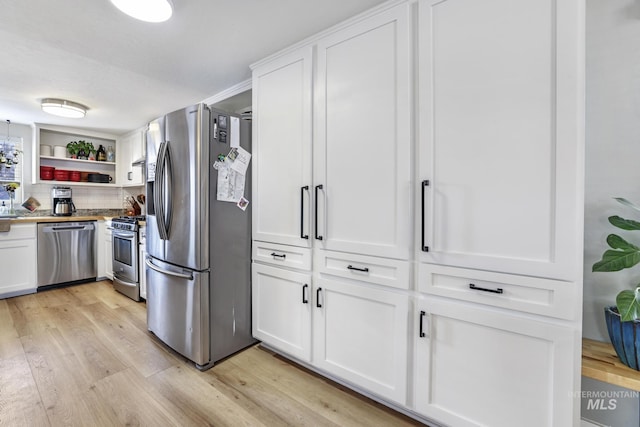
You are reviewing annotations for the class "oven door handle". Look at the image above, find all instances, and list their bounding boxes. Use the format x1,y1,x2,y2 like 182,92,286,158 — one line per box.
112,231,137,239
145,258,193,280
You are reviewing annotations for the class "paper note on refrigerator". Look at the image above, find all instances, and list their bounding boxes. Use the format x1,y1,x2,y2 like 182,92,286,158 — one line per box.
216,160,245,202
228,146,251,176
230,116,240,148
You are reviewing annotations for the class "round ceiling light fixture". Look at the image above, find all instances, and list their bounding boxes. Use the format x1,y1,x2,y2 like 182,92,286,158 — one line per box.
41,99,89,119
110,0,173,23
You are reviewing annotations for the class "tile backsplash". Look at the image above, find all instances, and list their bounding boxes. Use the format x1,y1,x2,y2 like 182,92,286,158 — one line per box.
28,184,138,211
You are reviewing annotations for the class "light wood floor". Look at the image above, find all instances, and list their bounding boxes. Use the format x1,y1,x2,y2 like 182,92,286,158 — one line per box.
0,281,426,426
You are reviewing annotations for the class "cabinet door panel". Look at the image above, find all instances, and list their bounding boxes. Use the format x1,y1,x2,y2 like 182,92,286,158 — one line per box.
0,225,37,297
315,4,411,260
252,263,311,362
414,297,576,427
252,48,313,248
313,278,408,404
417,0,583,280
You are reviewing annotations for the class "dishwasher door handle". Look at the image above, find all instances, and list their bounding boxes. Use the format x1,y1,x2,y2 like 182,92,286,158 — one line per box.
43,225,94,232
145,258,193,280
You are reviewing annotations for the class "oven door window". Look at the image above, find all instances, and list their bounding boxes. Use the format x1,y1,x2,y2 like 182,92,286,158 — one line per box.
113,235,133,266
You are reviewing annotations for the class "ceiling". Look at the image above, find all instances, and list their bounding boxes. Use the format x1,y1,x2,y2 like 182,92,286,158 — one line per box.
0,0,387,135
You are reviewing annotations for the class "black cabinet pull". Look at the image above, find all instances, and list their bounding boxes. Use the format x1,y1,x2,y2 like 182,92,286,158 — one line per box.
270,252,286,259
302,284,308,304
347,265,369,273
315,185,323,240
421,180,429,252
469,283,503,294
300,186,309,239
316,287,322,308
419,310,426,338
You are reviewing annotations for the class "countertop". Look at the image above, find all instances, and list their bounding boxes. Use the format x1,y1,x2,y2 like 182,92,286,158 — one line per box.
2,208,125,224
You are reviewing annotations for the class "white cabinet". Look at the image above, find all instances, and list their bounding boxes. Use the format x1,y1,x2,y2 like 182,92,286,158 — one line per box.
252,263,312,362
414,0,584,425
414,297,576,427
313,277,409,404
116,127,145,187
314,4,411,260
33,124,117,187
251,0,412,409
252,47,313,248
0,223,37,298
417,0,583,281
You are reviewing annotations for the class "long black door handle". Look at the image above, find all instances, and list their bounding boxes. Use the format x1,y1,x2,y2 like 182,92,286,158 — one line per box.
419,311,426,338
421,180,429,252
469,283,504,294
300,186,309,239
315,185,323,241
271,252,286,259
316,287,322,308
347,265,369,273
302,284,308,304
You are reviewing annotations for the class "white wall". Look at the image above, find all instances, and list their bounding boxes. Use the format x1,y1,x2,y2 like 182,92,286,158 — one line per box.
7,121,124,212
583,0,640,341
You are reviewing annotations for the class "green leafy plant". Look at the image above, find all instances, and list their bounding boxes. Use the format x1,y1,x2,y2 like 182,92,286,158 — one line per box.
593,197,640,322
66,141,79,157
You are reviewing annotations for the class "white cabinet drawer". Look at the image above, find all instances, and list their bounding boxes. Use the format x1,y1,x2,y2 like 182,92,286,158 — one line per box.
0,223,36,241
315,250,410,290
418,264,577,320
253,241,312,271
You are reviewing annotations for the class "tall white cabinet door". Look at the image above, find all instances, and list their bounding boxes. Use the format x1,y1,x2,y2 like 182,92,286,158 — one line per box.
417,0,584,280
313,278,409,404
252,48,313,248
252,264,312,362
414,298,576,427
314,4,412,260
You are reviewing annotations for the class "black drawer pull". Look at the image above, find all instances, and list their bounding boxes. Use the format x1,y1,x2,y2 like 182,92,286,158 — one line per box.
419,310,426,338
347,265,369,273
271,252,286,259
469,283,503,294
302,284,308,304
316,287,322,308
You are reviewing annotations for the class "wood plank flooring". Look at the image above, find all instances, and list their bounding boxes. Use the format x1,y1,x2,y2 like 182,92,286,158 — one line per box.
0,281,426,426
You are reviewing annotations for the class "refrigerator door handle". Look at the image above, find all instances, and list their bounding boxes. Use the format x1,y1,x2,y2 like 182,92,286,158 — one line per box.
145,257,193,280
154,141,172,240
154,141,167,239
164,140,173,235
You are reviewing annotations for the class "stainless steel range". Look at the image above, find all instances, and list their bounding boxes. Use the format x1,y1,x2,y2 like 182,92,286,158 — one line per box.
111,216,144,301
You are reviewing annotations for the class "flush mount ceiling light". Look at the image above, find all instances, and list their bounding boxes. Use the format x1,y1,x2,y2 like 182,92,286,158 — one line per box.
110,0,173,23
41,99,88,119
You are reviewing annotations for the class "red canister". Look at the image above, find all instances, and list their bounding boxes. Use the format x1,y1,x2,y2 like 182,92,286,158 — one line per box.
54,169,70,181
40,165,55,180
70,170,81,182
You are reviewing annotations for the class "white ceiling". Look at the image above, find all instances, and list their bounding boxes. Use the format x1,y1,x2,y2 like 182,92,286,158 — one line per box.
0,0,387,135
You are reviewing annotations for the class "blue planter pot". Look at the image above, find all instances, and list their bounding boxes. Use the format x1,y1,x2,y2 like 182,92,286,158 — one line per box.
604,306,640,371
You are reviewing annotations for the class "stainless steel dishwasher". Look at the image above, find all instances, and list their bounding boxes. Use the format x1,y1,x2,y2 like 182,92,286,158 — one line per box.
37,221,97,288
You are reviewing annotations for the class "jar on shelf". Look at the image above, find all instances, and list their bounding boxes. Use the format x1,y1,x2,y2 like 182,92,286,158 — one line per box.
106,145,115,162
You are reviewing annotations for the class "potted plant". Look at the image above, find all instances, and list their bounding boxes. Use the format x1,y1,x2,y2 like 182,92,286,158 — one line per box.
80,141,96,160
592,197,640,370
66,141,79,158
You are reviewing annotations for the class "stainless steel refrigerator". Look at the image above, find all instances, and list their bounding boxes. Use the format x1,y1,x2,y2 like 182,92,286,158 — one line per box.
145,103,255,370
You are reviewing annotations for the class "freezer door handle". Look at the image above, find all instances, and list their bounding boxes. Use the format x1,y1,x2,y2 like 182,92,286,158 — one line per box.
145,257,193,280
